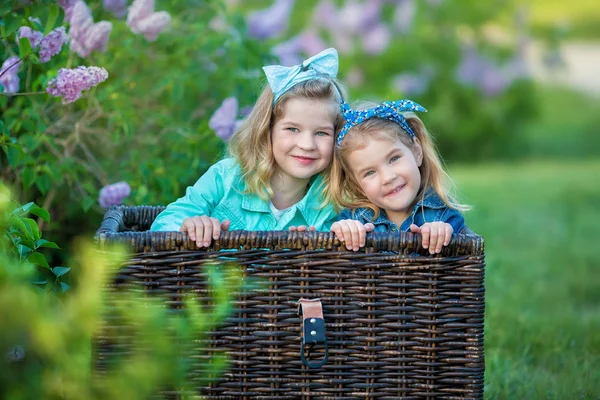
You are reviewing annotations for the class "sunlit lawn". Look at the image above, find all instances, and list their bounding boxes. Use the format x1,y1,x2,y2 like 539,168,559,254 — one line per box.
451,159,600,399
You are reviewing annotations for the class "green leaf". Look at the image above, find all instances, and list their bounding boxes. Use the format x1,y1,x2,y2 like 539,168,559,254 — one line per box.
82,197,95,212
60,282,70,292
9,217,33,240
52,266,70,277
23,218,40,240
1,14,21,38
6,145,23,167
28,204,50,222
31,280,48,285
23,166,36,189
17,244,32,258
45,5,59,35
27,252,50,269
18,36,32,59
35,173,51,194
35,239,59,249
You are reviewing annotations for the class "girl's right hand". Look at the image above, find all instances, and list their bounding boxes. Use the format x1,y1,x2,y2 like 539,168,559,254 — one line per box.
330,219,375,251
180,216,231,247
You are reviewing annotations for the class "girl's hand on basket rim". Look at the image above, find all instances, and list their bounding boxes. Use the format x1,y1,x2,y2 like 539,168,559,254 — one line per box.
409,222,453,254
180,216,230,248
330,220,374,251
288,225,316,232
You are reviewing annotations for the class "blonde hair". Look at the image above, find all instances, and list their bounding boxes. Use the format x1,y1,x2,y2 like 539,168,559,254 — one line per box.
330,109,469,217
228,79,345,205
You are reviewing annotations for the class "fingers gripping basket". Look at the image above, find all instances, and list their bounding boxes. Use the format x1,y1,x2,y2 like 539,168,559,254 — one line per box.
95,206,485,399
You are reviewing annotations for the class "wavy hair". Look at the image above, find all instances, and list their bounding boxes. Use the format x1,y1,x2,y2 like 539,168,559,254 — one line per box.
330,110,470,217
228,78,345,205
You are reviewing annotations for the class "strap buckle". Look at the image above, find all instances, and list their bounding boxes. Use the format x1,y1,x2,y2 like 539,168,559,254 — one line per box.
297,298,329,369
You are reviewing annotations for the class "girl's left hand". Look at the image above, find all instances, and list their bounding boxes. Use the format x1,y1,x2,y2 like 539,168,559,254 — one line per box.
409,222,453,254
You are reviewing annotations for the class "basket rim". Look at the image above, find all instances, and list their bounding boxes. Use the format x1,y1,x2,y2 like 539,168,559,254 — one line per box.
95,205,484,256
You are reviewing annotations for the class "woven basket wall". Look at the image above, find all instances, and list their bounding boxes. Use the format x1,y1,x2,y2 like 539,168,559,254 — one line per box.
95,206,485,399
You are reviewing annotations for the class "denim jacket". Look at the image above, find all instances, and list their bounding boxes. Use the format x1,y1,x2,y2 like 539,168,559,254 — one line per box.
338,189,465,233
150,158,337,232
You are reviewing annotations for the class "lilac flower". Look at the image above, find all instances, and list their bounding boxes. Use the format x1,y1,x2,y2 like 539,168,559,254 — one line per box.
331,29,354,55
103,0,128,18
0,57,21,94
338,0,363,34
247,0,295,40
39,27,70,63
58,0,80,23
209,97,239,141
99,182,131,208
393,0,415,34
361,23,391,55
46,66,108,104
392,72,430,95
126,0,171,41
299,30,326,56
312,0,337,28
69,2,113,57
346,67,364,87
16,26,44,49
361,0,384,31
272,36,304,66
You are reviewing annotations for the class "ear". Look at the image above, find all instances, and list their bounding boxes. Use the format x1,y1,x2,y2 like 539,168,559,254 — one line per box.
413,138,423,167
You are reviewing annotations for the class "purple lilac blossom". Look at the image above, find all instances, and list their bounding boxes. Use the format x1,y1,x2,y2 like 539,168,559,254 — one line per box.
16,26,44,49
393,0,415,34
392,72,430,95
331,29,354,55
46,66,108,104
299,30,327,56
312,0,337,28
361,0,384,31
39,27,70,63
247,0,295,40
69,1,113,57
361,23,391,55
0,57,21,94
57,0,80,23
126,0,171,41
338,0,363,34
103,0,128,18
346,67,364,87
209,97,239,142
98,182,131,208
272,36,304,66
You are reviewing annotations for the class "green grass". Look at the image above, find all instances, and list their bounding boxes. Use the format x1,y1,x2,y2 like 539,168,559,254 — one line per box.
450,159,600,399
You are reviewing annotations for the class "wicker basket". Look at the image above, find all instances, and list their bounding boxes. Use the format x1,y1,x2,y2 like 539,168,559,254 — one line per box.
95,206,485,399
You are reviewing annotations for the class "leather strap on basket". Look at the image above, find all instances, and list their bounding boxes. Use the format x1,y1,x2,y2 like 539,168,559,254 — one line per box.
297,298,328,368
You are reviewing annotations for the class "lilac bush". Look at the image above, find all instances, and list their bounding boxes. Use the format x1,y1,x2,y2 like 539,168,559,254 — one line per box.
39,27,70,63
46,66,109,104
126,0,171,41
247,0,295,40
209,97,241,142
16,26,44,49
69,1,113,58
98,181,131,208
0,57,21,94
103,0,129,18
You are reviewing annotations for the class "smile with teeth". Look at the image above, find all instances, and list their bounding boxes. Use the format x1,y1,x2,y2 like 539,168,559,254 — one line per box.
385,183,406,197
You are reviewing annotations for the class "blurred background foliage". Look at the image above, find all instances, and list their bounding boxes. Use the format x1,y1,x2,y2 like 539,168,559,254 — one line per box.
1,0,599,398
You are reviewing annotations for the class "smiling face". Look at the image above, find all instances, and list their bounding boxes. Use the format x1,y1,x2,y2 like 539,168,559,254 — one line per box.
271,97,336,185
346,133,423,225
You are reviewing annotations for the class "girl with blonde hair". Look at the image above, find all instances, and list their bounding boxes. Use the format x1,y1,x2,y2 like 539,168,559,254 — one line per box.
151,49,345,247
329,100,469,254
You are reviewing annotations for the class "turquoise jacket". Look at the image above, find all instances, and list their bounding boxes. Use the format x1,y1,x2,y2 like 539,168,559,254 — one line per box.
150,158,338,232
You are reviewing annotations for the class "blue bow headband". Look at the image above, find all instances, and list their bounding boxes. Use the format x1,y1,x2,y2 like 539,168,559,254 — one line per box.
336,100,427,147
263,48,339,103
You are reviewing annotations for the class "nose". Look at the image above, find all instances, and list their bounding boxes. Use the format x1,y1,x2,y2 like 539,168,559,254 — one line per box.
297,131,317,151
380,166,396,185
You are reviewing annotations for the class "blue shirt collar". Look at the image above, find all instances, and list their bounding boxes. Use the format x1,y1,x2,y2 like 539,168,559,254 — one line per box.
351,189,447,231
